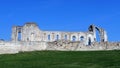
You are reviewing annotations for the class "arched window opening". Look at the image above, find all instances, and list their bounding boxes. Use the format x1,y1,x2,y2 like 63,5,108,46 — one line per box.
88,37,91,45
80,36,84,41
56,35,59,40
72,36,76,41
65,35,67,40
48,35,50,41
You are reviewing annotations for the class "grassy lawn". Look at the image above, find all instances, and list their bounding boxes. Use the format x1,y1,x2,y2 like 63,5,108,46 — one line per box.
0,50,120,68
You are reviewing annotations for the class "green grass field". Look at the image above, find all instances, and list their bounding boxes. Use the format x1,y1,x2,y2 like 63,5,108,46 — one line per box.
0,50,120,68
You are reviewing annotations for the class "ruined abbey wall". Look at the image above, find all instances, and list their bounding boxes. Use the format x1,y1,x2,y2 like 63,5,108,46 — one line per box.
11,23,99,45
0,22,118,54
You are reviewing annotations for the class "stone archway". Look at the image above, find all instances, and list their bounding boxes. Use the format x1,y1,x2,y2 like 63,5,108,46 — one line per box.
88,25,107,42
12,26,22,41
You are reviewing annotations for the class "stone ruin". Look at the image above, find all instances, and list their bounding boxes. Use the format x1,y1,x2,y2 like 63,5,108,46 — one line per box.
0,22,120,54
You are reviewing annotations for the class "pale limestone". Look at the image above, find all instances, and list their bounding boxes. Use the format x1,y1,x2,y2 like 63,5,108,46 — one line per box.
0,22,119,54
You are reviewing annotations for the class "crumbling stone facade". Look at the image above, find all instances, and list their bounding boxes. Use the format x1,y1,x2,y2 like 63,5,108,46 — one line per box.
11,23,107,45
0,22,119,54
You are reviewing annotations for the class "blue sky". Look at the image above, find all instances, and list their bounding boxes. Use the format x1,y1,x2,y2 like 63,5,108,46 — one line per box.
0,0,120,41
